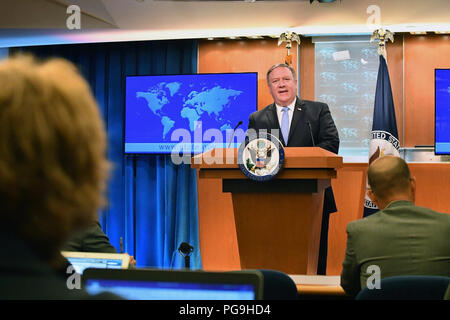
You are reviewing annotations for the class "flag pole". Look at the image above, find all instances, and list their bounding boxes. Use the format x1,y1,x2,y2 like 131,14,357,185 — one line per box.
363,27,400,218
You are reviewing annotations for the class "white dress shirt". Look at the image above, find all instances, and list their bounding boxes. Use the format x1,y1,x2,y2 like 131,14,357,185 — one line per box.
275,100,295,131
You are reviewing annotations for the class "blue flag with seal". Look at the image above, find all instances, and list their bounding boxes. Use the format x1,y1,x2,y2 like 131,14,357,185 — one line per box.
363,55,400,217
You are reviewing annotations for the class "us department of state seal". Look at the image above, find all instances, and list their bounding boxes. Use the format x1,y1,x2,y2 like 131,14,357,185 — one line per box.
238,132,285,182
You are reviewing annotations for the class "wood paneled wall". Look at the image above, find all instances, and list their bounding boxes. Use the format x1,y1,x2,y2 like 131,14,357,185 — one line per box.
198,39,298,110
404,34,450,147
386,34,404,145
196,35,450,275
299,36,315,101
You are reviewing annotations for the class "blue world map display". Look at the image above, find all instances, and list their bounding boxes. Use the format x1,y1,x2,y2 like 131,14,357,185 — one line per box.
125,73,257,154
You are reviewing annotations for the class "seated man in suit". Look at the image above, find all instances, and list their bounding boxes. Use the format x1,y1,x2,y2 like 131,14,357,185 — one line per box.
63,220,137,266
340,155,450,297
0,55,119,299
63,221,117,253
248,63,340,274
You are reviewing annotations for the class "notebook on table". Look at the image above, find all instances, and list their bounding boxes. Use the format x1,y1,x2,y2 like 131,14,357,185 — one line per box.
82,268,263,300
61,251,130,274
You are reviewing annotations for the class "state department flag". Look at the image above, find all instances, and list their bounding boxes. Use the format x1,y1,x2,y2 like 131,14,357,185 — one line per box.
363,55,400,217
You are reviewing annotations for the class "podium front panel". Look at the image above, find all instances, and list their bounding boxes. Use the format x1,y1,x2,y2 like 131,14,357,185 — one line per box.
223,179,321,193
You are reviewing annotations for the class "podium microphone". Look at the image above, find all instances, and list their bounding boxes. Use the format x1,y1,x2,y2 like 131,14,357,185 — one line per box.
307,121,316,147
178,242,194,269
227,120,243,148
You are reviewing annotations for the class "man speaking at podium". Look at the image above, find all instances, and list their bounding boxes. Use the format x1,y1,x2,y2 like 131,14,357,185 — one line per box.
248,63,340,275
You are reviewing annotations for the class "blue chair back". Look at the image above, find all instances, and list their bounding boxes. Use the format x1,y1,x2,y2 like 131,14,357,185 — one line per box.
356,275,450,300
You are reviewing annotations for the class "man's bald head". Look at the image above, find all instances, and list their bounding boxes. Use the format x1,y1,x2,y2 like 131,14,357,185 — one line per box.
367,156,412,201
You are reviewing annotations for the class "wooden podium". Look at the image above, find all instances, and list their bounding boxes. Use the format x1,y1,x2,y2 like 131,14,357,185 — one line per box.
192,147,343,275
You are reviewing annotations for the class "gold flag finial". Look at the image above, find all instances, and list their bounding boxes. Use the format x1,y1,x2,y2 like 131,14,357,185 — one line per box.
370,28,394,59
278,31,300,65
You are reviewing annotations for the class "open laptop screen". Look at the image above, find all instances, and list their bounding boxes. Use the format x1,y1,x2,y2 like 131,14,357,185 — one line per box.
83,269,263,300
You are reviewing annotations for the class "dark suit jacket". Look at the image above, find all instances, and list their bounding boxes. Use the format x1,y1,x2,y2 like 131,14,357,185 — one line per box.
248,98,340,213
340,200,450,297
63,221,117,253
0,228,121,299
248,98,339,153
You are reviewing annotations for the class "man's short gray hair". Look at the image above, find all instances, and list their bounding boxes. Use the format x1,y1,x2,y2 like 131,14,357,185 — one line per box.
266,64,296,84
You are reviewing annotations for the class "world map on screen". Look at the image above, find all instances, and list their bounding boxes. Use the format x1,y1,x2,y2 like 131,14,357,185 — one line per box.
136,82,242,139
124,73,257,154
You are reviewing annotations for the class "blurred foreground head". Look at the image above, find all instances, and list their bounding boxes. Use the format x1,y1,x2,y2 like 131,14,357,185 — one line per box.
0,55,109,263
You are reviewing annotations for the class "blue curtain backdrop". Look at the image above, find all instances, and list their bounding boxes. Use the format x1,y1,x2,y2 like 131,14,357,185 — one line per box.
13,40,202,269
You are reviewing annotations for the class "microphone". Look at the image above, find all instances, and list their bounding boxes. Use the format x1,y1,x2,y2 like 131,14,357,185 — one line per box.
307,121,316,147
227,120,243,148
178,242,194,269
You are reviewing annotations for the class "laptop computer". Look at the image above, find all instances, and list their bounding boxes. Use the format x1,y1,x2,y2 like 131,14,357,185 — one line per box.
61,251,130,274
82,268,263,300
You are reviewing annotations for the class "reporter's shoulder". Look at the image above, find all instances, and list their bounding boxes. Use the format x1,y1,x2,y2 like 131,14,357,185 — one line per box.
346,212,380,233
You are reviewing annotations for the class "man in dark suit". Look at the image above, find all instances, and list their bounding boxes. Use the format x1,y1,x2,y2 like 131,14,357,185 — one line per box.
340,156,450,297
63,221,118,253
248,63,340,274
63,220,137,266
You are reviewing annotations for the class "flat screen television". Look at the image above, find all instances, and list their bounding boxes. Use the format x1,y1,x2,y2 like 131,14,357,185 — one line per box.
124,72,257,155
435,68,450,155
